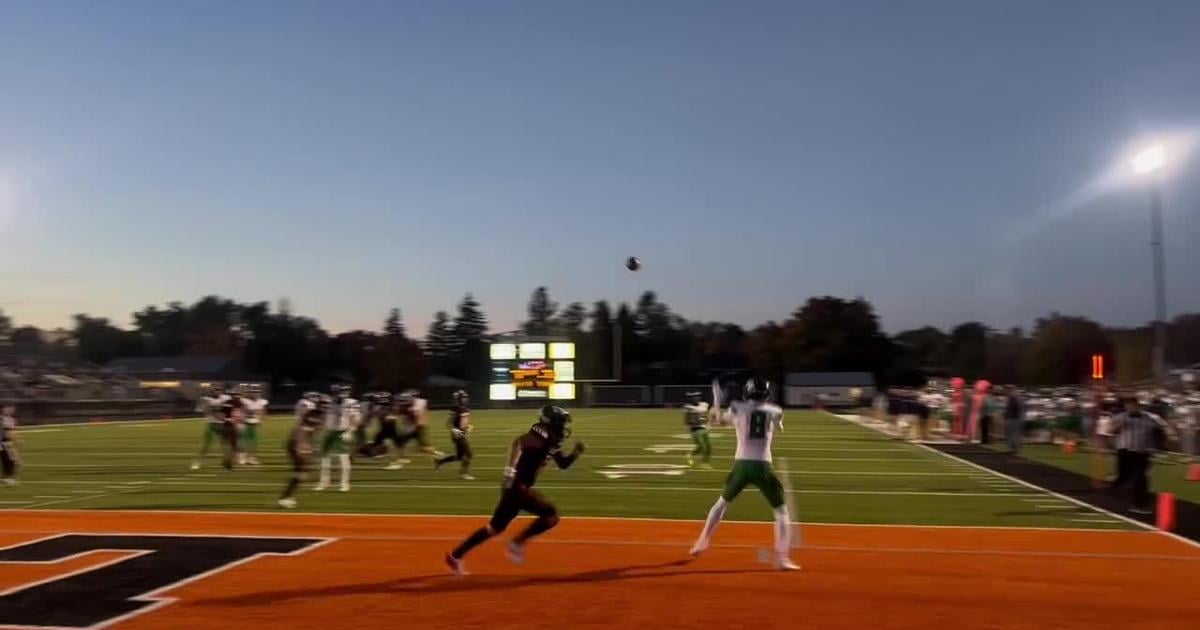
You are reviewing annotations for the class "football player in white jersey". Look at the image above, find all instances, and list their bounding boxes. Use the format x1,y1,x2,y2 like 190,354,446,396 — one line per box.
316,384,360,492
191,384,231,470
689,377,798,571
239,384,269,465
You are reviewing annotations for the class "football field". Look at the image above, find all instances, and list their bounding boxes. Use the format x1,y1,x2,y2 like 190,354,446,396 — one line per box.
3,410,1198,630
0,409,1142,527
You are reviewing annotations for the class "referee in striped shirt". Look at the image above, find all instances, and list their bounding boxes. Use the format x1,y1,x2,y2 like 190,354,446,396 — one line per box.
1109,396,1168,514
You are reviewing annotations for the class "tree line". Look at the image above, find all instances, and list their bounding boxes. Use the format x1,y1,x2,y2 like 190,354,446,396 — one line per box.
2,289,1198,391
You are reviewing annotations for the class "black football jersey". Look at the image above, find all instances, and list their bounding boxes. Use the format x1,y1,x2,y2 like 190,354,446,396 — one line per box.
511,424,575,487
221,397,244,420
448,405,469,431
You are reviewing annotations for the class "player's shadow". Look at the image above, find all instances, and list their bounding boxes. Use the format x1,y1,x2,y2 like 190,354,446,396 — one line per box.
198,559,775,607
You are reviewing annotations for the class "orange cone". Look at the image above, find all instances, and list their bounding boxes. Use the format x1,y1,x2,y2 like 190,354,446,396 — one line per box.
1156,493,1176,531
1187,462,1200,482
1062,440,1077,454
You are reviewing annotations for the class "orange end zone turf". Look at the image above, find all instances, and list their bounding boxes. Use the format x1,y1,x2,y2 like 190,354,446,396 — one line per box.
1,510,1198,630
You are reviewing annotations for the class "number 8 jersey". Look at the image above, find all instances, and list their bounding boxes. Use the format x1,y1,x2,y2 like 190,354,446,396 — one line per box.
726,400,784,462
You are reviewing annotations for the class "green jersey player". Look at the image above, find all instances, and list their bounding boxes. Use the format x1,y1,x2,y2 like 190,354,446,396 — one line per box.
239,384,268,465
689,377,798,571
316,385,360,492
683,392,712,468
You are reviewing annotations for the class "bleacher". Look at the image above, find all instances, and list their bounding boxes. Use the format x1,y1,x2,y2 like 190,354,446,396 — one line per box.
0,355,149,402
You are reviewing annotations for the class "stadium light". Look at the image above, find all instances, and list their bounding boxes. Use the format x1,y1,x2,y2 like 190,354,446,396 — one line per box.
1130,144,1168,175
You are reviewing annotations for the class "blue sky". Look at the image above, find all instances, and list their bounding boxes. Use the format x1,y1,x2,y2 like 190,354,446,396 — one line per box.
2,0,1200,336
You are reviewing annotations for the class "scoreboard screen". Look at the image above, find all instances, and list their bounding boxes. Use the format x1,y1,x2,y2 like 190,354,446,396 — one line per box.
489,341,576,401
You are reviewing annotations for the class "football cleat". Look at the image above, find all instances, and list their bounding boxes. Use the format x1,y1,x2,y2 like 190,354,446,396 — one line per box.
444,553,468,576
314,484,327,492
460,474,475,481
339,484,350,492
2,478,17,486
686,455,694,467
775,556,801,571
688,541,707,557
277,498,297,509
698,463,714,471
505,541,525,565
385,461,404,470
190,461,201,471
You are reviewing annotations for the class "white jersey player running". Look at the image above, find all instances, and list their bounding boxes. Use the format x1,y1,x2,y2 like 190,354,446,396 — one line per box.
689,377,798,571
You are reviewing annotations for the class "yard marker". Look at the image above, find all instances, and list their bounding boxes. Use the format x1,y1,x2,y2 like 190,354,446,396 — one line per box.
1156,494,1176,531
1186,463,1200,482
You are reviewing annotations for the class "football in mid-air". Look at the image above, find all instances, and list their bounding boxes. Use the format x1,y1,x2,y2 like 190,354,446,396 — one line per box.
625,256,642,271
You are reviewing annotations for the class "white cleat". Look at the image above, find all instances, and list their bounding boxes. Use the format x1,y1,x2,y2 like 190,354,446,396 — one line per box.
237,454,247,465
190,461,201,471
688,541,707,557
247,457,260,465
314,484,327,492
339,484,350,492
395,458,412,464
460,474,475,481
774,556,801,571
385,461,405,470
444,553,468,576
277,498,297,509
2,478,17,486
505,542,525,565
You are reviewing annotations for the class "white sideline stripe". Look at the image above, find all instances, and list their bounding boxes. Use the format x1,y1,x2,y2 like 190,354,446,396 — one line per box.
0,508,1164,534
26,479,1041,497
31,495,71,499
827,412,1200,551
0,526,1183,560
12,429,63,434
0,501,32,505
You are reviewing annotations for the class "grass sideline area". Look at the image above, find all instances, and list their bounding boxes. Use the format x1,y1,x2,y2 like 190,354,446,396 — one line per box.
998,442,1200,504
2,409,1136,529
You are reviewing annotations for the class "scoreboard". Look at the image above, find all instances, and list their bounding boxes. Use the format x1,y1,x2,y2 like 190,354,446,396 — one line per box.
488,341,576,401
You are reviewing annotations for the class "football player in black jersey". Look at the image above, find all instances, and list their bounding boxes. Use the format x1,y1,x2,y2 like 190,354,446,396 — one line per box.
217,389,245,470
434,390,474,479
444,405,585,575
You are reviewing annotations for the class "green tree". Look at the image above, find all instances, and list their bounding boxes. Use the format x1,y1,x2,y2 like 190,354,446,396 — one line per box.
948,322,988,380
780,297,891,376
451,294,489,383
557,302,587,338
384,308,406,338
523,287,557,336
1023,314,1111,385
425,311,455,375
72,314,142,365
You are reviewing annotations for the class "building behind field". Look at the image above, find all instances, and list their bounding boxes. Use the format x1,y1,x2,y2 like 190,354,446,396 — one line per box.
784,372,875,407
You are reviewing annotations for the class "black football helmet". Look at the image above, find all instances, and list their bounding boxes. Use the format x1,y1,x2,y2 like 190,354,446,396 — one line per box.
744,377,772,401
452,390,469,407
537,405,572,441
685,391,702,404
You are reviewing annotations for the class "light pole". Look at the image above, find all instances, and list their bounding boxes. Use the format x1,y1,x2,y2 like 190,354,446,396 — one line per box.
1130,144,1168,382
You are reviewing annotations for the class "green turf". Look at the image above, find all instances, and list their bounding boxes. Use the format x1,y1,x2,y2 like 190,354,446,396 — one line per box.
995,442,1200,504
1,409,1136,529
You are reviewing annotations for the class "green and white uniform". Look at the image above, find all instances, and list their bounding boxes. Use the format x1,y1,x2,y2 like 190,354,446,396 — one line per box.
684,401,712,465
721,399,785,507
241,396,268,456
199,394,230,440
692,395,794,567
321,398,360,455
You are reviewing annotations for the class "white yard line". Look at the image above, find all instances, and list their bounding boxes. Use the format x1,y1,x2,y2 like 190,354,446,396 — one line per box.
828,412,1200,551
62,479,1041,497
3,507,1167,533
